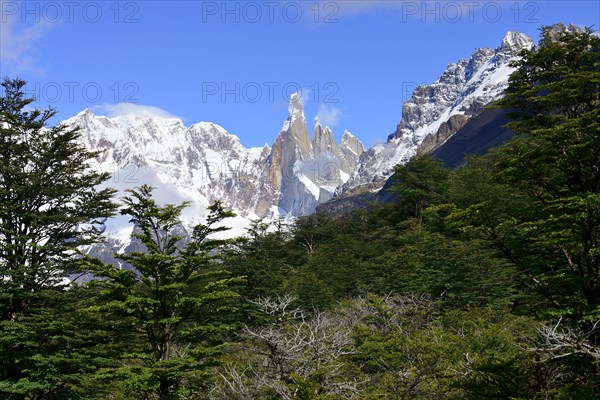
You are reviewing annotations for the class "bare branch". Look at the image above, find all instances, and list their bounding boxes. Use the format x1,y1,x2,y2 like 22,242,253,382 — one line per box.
531,317,600,362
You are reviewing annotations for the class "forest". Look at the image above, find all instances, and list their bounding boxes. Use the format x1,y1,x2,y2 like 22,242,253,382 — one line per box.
0,28,599,399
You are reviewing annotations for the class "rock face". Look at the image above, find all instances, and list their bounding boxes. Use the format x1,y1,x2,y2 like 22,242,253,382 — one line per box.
266,93,315,216
341,30,534,192
312,118,343,159
340,131,365,172
317,108,517,217
73,109,272,219
417,114,469,155
264,94,364,216
270,94,314,175
314,183,377,216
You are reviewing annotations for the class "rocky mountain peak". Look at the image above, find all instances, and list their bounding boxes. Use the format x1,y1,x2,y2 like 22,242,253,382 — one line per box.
259,143,271,159
465,48,495,81
271,92,313,164
499,31,535,54
265,94,318,216
312,120,341,158
492,31,534,65
340,130,365,172
287,92,305,122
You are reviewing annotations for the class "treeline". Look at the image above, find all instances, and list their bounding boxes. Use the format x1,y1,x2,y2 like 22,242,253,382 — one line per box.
1,28,599,399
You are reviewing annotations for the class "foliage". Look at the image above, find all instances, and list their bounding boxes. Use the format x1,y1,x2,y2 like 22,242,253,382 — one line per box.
87,185,244,399
491,26,600,320
0,77,117,399
389,154,450,225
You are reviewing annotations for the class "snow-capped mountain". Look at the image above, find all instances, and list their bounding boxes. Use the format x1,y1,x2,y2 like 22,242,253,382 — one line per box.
68,92,364,245
68,29,535,249
341,30,534,191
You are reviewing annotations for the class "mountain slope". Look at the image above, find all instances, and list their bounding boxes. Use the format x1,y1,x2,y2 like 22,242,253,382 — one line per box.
341,31,533,193
431,108,515,169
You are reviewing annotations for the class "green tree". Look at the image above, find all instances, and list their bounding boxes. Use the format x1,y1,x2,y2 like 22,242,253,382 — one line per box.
366,226,520,308
442,27,600,397
0,77,117,319
0,78,117,399
228,219,291,298
493,27,600,321
344,295,544,400
89,185,243,399
388,155,450,226
286,209,388,309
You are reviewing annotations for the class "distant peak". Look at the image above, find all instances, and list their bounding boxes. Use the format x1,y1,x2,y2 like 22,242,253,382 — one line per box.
190,121,229,133
342,130,355,139
287,92,305,120
77,108,93,117
499,30,534,53
341,130,364,148
289,91,303,108
314,116,320,124
544,22,583,34
340,130,365,161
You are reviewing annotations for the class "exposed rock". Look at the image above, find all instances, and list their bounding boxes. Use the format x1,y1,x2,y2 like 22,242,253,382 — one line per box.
312,118,342,159
320,107,516,217
71,90,366,229
340,130,365,171
417,114,469,154
315,182,379,216
263,96,366,216
69,27,560,249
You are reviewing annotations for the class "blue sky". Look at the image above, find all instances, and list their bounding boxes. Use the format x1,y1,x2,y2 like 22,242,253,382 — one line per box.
1,1,598,148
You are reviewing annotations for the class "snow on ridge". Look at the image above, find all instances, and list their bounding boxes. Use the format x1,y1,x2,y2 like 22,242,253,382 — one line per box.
248,146,267,160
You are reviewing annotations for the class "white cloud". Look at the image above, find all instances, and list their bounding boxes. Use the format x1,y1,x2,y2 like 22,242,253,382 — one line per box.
299,87,312,107
317,104,342,127
93,103,181,119
286,88,311,107
0,15,54,76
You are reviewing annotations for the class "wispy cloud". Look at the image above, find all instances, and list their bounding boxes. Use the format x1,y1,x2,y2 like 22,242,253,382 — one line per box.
317,103,342,127
0,15,54,76
93,103,181,119
298,87,312,107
